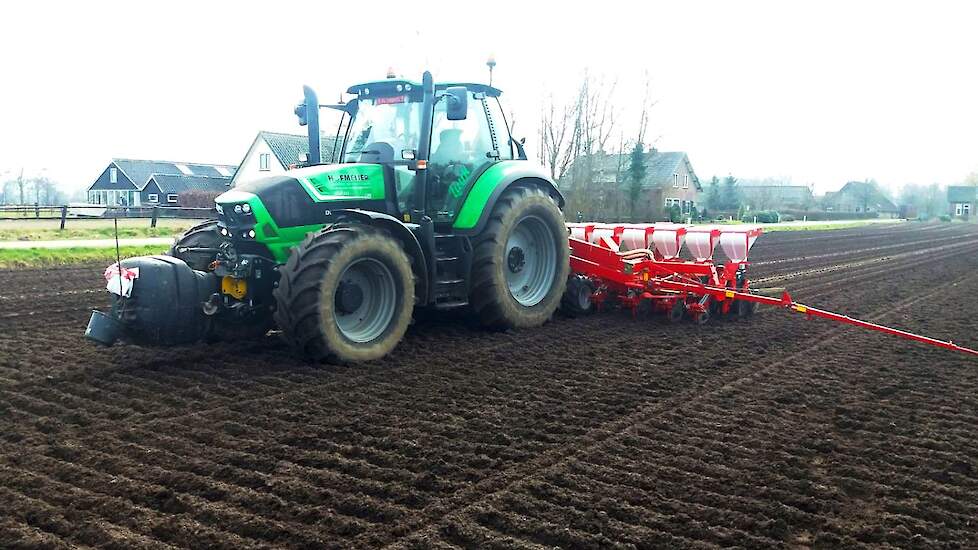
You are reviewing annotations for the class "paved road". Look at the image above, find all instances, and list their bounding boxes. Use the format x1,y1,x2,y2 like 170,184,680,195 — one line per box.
0,237,174,249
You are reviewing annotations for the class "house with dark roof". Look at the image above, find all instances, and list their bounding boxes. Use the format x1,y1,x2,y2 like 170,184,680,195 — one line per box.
737,185,815,211
231,131,342,187
562,149,701,221
87,159,236,207
821,181,899,218
947,185,977,218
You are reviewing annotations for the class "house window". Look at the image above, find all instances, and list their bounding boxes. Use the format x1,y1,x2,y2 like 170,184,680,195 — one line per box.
167,194,178,203
683,175,689,189
664,198,681,208
965,204,972,216
109,167,118,184
673,174,679,188
259,153,270,171
148,193,159,203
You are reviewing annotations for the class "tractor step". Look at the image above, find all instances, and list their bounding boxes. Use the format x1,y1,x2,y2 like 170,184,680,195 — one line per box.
430,234,472,303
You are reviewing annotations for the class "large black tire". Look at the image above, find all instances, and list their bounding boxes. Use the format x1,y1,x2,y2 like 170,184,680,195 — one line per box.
169,220,222,271
469,185,569,329
273,224,414,363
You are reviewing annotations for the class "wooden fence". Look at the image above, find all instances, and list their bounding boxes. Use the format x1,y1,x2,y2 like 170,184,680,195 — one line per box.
0,205,214,228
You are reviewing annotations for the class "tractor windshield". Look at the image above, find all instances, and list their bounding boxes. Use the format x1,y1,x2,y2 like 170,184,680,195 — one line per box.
343,97,422,163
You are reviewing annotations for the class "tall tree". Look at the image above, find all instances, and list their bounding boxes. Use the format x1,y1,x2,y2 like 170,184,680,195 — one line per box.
721,175,739,211
706,176,721,211
627,142,646,222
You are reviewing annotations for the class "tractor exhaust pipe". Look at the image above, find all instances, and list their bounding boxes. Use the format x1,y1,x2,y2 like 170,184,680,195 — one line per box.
295,85,320,165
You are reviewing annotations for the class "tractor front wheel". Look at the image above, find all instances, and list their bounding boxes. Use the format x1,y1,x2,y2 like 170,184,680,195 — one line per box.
274,224,414,363
469,186,569,329
169,219,222,271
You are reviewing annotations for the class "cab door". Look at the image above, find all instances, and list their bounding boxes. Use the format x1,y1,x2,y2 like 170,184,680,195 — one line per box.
426,91,498,223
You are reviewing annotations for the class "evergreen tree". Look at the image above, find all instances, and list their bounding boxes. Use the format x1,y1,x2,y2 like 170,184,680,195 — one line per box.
706,176,721,210
626,142,647,222
722,175,740,211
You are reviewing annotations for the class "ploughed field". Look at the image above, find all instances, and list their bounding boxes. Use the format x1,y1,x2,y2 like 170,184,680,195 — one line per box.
2,223,978,549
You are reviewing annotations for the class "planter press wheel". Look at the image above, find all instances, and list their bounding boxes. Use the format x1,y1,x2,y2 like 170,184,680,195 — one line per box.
669,299,686,323
735,279,756,319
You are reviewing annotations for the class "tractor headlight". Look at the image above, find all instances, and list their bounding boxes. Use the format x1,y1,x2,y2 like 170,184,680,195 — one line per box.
220,227,228,236
233,204,242,214
242,203,252,214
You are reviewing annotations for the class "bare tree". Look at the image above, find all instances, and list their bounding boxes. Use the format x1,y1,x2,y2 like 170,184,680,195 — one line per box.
17,168,25,205
538,93,575,181
537,70,630,220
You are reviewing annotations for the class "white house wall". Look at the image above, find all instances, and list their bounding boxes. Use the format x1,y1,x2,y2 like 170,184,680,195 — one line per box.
231,137,288,187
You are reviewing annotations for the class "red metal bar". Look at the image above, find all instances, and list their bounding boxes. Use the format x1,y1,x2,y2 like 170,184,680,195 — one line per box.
656,279,978,357
786,302,978,357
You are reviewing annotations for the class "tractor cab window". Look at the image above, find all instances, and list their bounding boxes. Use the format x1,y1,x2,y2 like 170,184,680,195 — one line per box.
427,91,495,221
343,96,422,164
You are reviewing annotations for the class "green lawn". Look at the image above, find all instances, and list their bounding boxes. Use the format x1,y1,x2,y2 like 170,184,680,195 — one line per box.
0,226,188,241
761,221,890,232
0,245,169,269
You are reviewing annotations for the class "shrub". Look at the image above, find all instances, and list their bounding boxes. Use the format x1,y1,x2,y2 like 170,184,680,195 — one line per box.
939,214,952,222
178,190,223,208
742,210,781,223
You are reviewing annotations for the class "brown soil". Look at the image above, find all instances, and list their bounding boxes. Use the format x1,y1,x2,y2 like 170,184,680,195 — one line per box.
1,223,977,549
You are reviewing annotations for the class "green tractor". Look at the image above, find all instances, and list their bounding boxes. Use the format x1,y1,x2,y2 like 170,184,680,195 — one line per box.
86,71,570,362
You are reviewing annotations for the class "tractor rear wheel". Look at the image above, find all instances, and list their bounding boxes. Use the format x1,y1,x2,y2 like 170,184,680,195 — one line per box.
274,224,414,363
169,219,223,271
469,186,569,329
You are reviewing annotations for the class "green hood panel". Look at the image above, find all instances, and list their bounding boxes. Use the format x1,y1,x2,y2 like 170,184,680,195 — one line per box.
290,164,386,202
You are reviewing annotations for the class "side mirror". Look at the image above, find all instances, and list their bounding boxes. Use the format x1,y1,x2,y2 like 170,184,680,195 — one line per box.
445,86,468,121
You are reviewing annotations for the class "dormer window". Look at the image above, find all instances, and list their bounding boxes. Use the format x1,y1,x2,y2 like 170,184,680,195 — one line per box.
110,167,118,184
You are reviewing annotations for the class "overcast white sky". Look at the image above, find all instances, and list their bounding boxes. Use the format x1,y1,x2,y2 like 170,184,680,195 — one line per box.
1,0,976,194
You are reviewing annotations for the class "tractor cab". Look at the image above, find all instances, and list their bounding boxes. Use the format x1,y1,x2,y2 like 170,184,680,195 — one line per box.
300,74,524,226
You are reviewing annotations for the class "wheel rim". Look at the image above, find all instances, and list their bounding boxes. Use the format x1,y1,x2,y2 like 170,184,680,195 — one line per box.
576,284,592,311
332,258,397,343
505,215,557,307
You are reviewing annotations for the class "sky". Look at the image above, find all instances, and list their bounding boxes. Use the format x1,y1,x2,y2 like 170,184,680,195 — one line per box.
1,0,976,196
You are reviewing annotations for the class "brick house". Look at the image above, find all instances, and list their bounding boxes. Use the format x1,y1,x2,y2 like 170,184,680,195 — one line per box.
563,149,701,221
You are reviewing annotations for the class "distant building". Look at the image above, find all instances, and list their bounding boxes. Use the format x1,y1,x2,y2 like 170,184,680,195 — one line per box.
738,185,815,211
563,149,701,221
947,186,976,218
822,181,899,218
231,131,342,187
87,159,236,207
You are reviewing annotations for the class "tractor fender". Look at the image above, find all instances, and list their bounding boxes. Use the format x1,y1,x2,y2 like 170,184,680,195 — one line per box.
330,209,429,304
452,162,564,236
